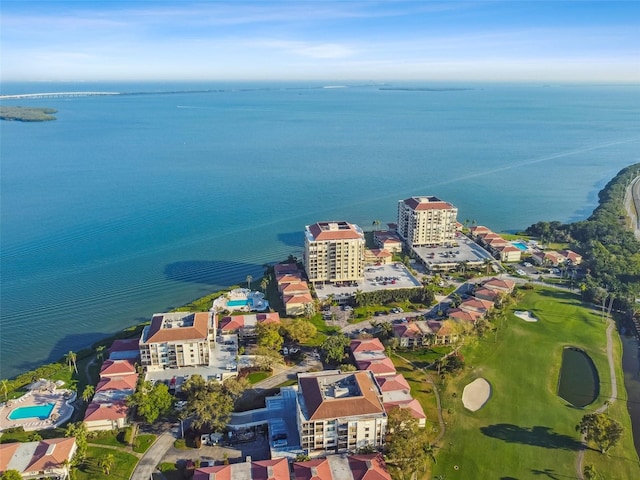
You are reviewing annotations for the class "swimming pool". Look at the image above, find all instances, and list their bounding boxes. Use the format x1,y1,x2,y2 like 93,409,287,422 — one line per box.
512,241,528,251
227,299,251,307
9,403,55,420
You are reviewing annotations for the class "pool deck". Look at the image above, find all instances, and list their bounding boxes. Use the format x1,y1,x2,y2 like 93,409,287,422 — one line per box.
0,388,76,432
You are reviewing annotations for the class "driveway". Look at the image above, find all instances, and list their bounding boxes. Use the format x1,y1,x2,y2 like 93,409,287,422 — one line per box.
131,430,178,480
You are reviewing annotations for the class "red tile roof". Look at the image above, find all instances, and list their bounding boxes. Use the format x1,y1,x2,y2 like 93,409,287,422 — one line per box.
193,465,233,480
273,263,300,275
448,308,483,323
299,371,385,421
144,312,210,344
25,437,77,473
280,281,310,294
109,338,140,353
459,298,494,313
402,196,455,211
284,293,314,305
307,221,363,241
482,277,515,292
0,443,20,472
375,374,410,392
350,338,385,353
276,273,303,284
251,458,289,480
99,359,136,377
384,398,426,420
356,357,397,376
84,401,129,422
294,458,334,480
470,225,491,234
348,454,392,480
473,287,499,300
96,374,138,392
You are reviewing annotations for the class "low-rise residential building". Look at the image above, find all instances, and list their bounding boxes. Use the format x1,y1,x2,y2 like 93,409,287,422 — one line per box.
274,264,314,316
473,286,500,302
217,313,280,337
296,371,387,453
373,230,403,253
193,453,392,480
482,277,515,294
108,338,141,361
0,437,77,479
364,248,393,265
447,308,483,324
304,221,366,285
531,250,566,266
139,311,215,371
494,244,522,262
283,293,315,316
559,249,583,265
84,401,129,431
459,298,494,315
392,321,432,348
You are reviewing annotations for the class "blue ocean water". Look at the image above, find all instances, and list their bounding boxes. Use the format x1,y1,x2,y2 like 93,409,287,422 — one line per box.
1,82,639,378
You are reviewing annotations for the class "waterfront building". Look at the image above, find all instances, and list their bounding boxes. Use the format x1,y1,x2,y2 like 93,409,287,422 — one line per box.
138,312,215,371
304,221,365,285
397,196,458,247
217,312,280,337
296,371,387,453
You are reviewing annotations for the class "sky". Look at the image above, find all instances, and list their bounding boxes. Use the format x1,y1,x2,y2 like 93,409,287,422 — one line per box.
1,1,639,83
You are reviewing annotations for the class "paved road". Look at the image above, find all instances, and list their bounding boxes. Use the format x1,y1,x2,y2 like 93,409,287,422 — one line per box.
624,175,640,240
130,430,178,480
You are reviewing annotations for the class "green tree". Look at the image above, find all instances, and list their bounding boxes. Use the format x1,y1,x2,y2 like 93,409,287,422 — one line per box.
1,470,23,480
65,351,78,374
583,464,597,480
281,319,317,344
339,363,357,372
256,322,284,351
321,334,350,365
254,346,283,370
246,274,253,290
127,381,173,423
385,407,429,480
65,421,88,463
260,277,269,292
96,345,106,362
99,453,115,475
81,385,94,403
576,413,623,454
1,379,8,402
187,380,234,432
223,376,250,400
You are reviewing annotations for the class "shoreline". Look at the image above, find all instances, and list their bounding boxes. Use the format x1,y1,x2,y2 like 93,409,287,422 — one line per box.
624,175,640,241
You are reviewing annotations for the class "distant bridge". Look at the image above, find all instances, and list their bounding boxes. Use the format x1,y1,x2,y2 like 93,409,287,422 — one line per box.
0,91,120,100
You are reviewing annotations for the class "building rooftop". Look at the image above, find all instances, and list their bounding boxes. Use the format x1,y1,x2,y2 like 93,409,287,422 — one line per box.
306,221,364,241
401,196,456,211
298,371,385,421
84,401,129,422
142,311,211,344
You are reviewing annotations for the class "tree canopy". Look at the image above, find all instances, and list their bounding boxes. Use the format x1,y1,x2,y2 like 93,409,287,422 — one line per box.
281,318,317,344
256,322,284,351
320,334,350,365
127,381,173,423
184,375,235,432
385,407,435,480
576,413,623,454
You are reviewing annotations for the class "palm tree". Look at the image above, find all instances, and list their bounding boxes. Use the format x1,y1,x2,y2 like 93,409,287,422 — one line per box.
81,385,94,404
372,219,381,232
96,345,106,362
483,258,493,274
260,277,268,292
65,351,78,374
99,453,115,475
177,409,189,439
1,379,8,401
246,274,253,290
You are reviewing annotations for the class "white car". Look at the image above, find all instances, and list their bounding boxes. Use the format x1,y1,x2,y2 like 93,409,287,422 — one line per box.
523,262,532,267
516,269,526,275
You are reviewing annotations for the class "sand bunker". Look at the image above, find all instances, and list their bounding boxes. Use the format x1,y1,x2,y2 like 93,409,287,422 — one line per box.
462,378,491,412
515,310,538,322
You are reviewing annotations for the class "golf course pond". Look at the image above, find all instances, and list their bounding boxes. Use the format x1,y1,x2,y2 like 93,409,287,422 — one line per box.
557,347,599,408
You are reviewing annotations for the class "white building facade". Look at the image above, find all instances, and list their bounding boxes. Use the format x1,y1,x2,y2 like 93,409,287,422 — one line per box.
397,196,458,247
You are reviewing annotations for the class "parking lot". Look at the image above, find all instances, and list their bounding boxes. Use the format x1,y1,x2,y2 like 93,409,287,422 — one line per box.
316,262,422,301
412,234,494,271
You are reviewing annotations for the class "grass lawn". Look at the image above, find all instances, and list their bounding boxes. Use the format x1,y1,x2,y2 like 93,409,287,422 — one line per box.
431,287,640,480
75,446,138,480
247,370,271,384
88,431,125,447
133,434,156,454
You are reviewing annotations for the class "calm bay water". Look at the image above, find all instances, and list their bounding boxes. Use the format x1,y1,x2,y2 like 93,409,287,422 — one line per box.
1,82,639,378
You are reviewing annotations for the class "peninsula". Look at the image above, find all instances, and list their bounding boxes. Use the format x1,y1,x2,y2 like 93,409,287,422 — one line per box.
0,106,57,122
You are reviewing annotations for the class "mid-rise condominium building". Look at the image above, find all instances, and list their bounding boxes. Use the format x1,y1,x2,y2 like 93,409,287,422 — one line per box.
304,221,365,285
139,311,215,371
397,196,458,247
296,370,387,453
